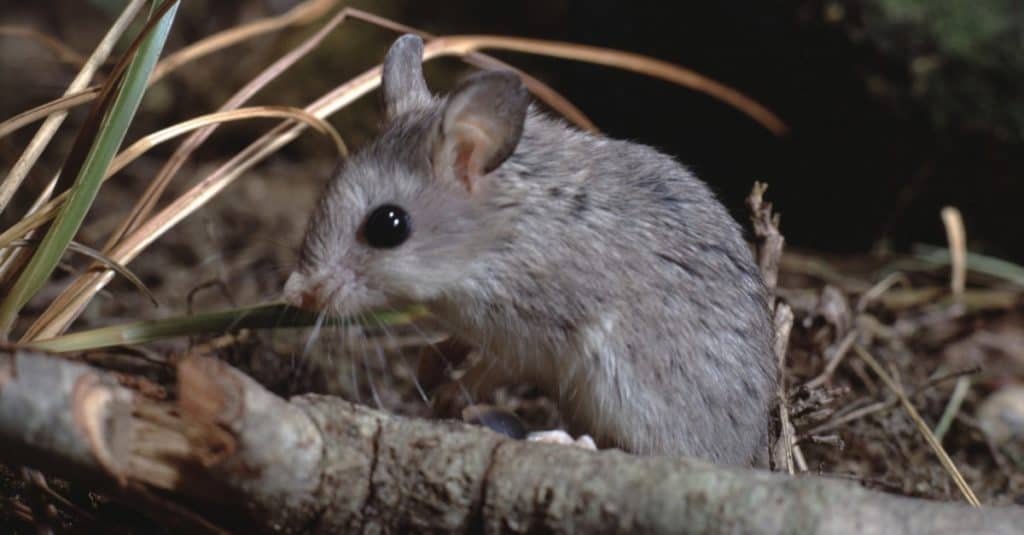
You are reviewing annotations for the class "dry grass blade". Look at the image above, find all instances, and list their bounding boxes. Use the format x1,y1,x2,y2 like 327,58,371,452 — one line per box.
21,122,303,339
801,365,981,438
112,106,349,165
1,0,180,339
0,106,345,253
24,68,384,338
0,8,589,281
157,4,595,132
98,7,588,271
0,176,57,283
428,35,787,135
941,206,966,297
0,89,101,140
852,344,981,506
336,8,595,131
3,239,157,307
0,0,145,214
0,25,779,143
103,5,357,251
149,0,339,82
23,31,786,338
0,198,61,252
0,0,338,143
0,25,89,66
0,8,594,142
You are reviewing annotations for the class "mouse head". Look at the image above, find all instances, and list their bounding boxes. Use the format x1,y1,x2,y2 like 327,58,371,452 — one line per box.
283,34,531,317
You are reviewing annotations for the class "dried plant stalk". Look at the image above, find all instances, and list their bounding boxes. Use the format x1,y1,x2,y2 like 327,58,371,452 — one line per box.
0,0,146,214
25,30,786,339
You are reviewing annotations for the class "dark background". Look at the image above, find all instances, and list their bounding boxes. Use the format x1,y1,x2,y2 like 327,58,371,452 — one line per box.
2,0,1022,261
402,0,1024,262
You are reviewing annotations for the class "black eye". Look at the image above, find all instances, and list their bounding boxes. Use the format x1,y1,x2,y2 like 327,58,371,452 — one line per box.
362,204,411,248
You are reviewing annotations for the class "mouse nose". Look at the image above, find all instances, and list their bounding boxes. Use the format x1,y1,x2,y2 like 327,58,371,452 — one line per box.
297,286,324,310
283,273,326,310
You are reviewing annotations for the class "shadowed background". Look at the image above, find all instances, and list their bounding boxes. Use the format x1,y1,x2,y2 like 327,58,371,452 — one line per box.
4,0,1021,261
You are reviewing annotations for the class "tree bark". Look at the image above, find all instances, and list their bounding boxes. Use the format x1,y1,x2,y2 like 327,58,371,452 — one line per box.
1,349,1021,534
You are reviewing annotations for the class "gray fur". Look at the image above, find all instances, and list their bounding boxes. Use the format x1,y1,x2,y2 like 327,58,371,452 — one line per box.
284,35,777,466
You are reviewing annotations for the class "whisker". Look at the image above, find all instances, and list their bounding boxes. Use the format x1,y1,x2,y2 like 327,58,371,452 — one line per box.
370,333,392,407
357,312,383,408
376,307,430,404
401,316,461,405
301,308,327,360
347,323,362,403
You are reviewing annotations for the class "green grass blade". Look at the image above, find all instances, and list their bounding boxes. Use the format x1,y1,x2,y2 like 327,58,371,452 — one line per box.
27,303,429,353
912,243,1024,288
0,2,179,337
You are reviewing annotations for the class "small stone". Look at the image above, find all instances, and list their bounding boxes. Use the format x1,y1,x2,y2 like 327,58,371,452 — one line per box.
977,385,1024,448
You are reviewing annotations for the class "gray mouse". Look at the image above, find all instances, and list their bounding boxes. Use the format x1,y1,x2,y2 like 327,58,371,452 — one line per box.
284,34,777,466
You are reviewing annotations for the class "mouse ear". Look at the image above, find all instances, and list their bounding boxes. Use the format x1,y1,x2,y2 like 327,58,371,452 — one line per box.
382,34,431,118
433,70,529,192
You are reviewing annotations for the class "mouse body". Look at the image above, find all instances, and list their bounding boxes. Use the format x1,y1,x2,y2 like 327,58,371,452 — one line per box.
284,35,777,465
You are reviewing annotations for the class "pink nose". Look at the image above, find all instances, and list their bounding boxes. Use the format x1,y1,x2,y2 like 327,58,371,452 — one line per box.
297,287,323,310
284,274,326,310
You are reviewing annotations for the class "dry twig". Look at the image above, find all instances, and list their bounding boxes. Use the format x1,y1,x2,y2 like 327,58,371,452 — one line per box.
0,350,1019,533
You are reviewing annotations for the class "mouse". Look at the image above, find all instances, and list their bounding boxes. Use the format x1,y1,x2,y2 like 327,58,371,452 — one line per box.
283,34,777,466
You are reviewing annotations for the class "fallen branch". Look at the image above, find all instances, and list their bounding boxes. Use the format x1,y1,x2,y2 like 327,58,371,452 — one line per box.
0,349,1021,533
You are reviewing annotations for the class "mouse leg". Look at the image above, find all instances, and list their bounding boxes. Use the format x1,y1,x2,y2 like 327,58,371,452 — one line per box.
422,341,597,451
449,378,597,450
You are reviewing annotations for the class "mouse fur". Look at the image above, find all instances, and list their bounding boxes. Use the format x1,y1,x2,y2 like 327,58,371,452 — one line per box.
284,34,777,465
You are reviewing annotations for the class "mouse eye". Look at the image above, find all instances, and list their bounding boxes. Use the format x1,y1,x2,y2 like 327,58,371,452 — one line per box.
362,204,411,248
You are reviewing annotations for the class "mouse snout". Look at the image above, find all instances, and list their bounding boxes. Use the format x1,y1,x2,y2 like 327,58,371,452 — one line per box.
283,272,328,311
296,287,325,310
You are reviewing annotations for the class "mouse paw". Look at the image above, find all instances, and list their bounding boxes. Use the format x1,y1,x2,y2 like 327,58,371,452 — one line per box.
526,430,597,450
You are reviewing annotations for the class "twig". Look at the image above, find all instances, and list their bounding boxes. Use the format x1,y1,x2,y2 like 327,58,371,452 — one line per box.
772,303,798,472
746,182,784,292
804,329,857,390
745,182,804,471
1,350,1020,533
856,271,909,312
24,469,96,523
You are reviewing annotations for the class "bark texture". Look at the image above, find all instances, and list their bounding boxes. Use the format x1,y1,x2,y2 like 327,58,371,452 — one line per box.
1,349,1021,533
